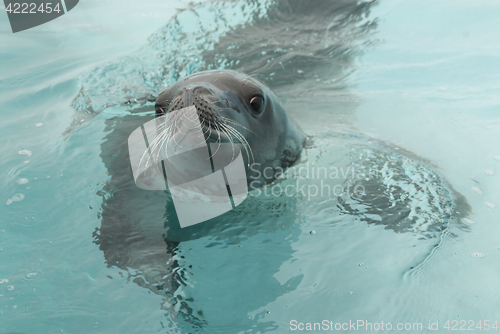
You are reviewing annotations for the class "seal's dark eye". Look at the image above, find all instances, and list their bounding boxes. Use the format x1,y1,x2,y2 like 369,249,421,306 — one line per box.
156,106,165,115
249,96,264,114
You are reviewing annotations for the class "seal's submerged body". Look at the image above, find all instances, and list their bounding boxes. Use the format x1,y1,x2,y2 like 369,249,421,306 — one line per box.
154,70,307,190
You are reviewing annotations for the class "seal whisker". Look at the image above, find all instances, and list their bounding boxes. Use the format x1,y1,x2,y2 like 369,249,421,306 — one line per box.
221,123,254,165
208,119,224,159
138,127,167,170
161,113,180,161
151,124,170,163
218,115,259,137
136,119,170,167
218,123,236,162
170,112,184,148
204,101,260,137
137,117,172,167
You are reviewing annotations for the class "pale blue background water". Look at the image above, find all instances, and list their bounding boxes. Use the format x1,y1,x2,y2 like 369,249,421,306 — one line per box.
1,0,500,333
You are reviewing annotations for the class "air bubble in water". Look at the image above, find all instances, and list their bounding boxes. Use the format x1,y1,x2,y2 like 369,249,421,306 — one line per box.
16,178,29,185
18,150,32,157
470,186,482,194
462,218,476,225
470,252,486,258
6,193,25,206
485,202,495,210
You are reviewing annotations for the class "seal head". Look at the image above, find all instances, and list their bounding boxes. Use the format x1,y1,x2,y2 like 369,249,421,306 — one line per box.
155,70,306,190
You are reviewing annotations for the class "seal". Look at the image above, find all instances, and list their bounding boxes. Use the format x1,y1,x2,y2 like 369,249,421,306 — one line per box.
154,70,307,190
93,71,471,328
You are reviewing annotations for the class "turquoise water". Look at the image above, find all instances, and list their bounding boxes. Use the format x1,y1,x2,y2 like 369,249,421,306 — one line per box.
1,0,500,333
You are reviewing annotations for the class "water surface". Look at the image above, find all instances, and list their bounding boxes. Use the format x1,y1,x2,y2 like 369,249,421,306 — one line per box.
1,0,499,333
